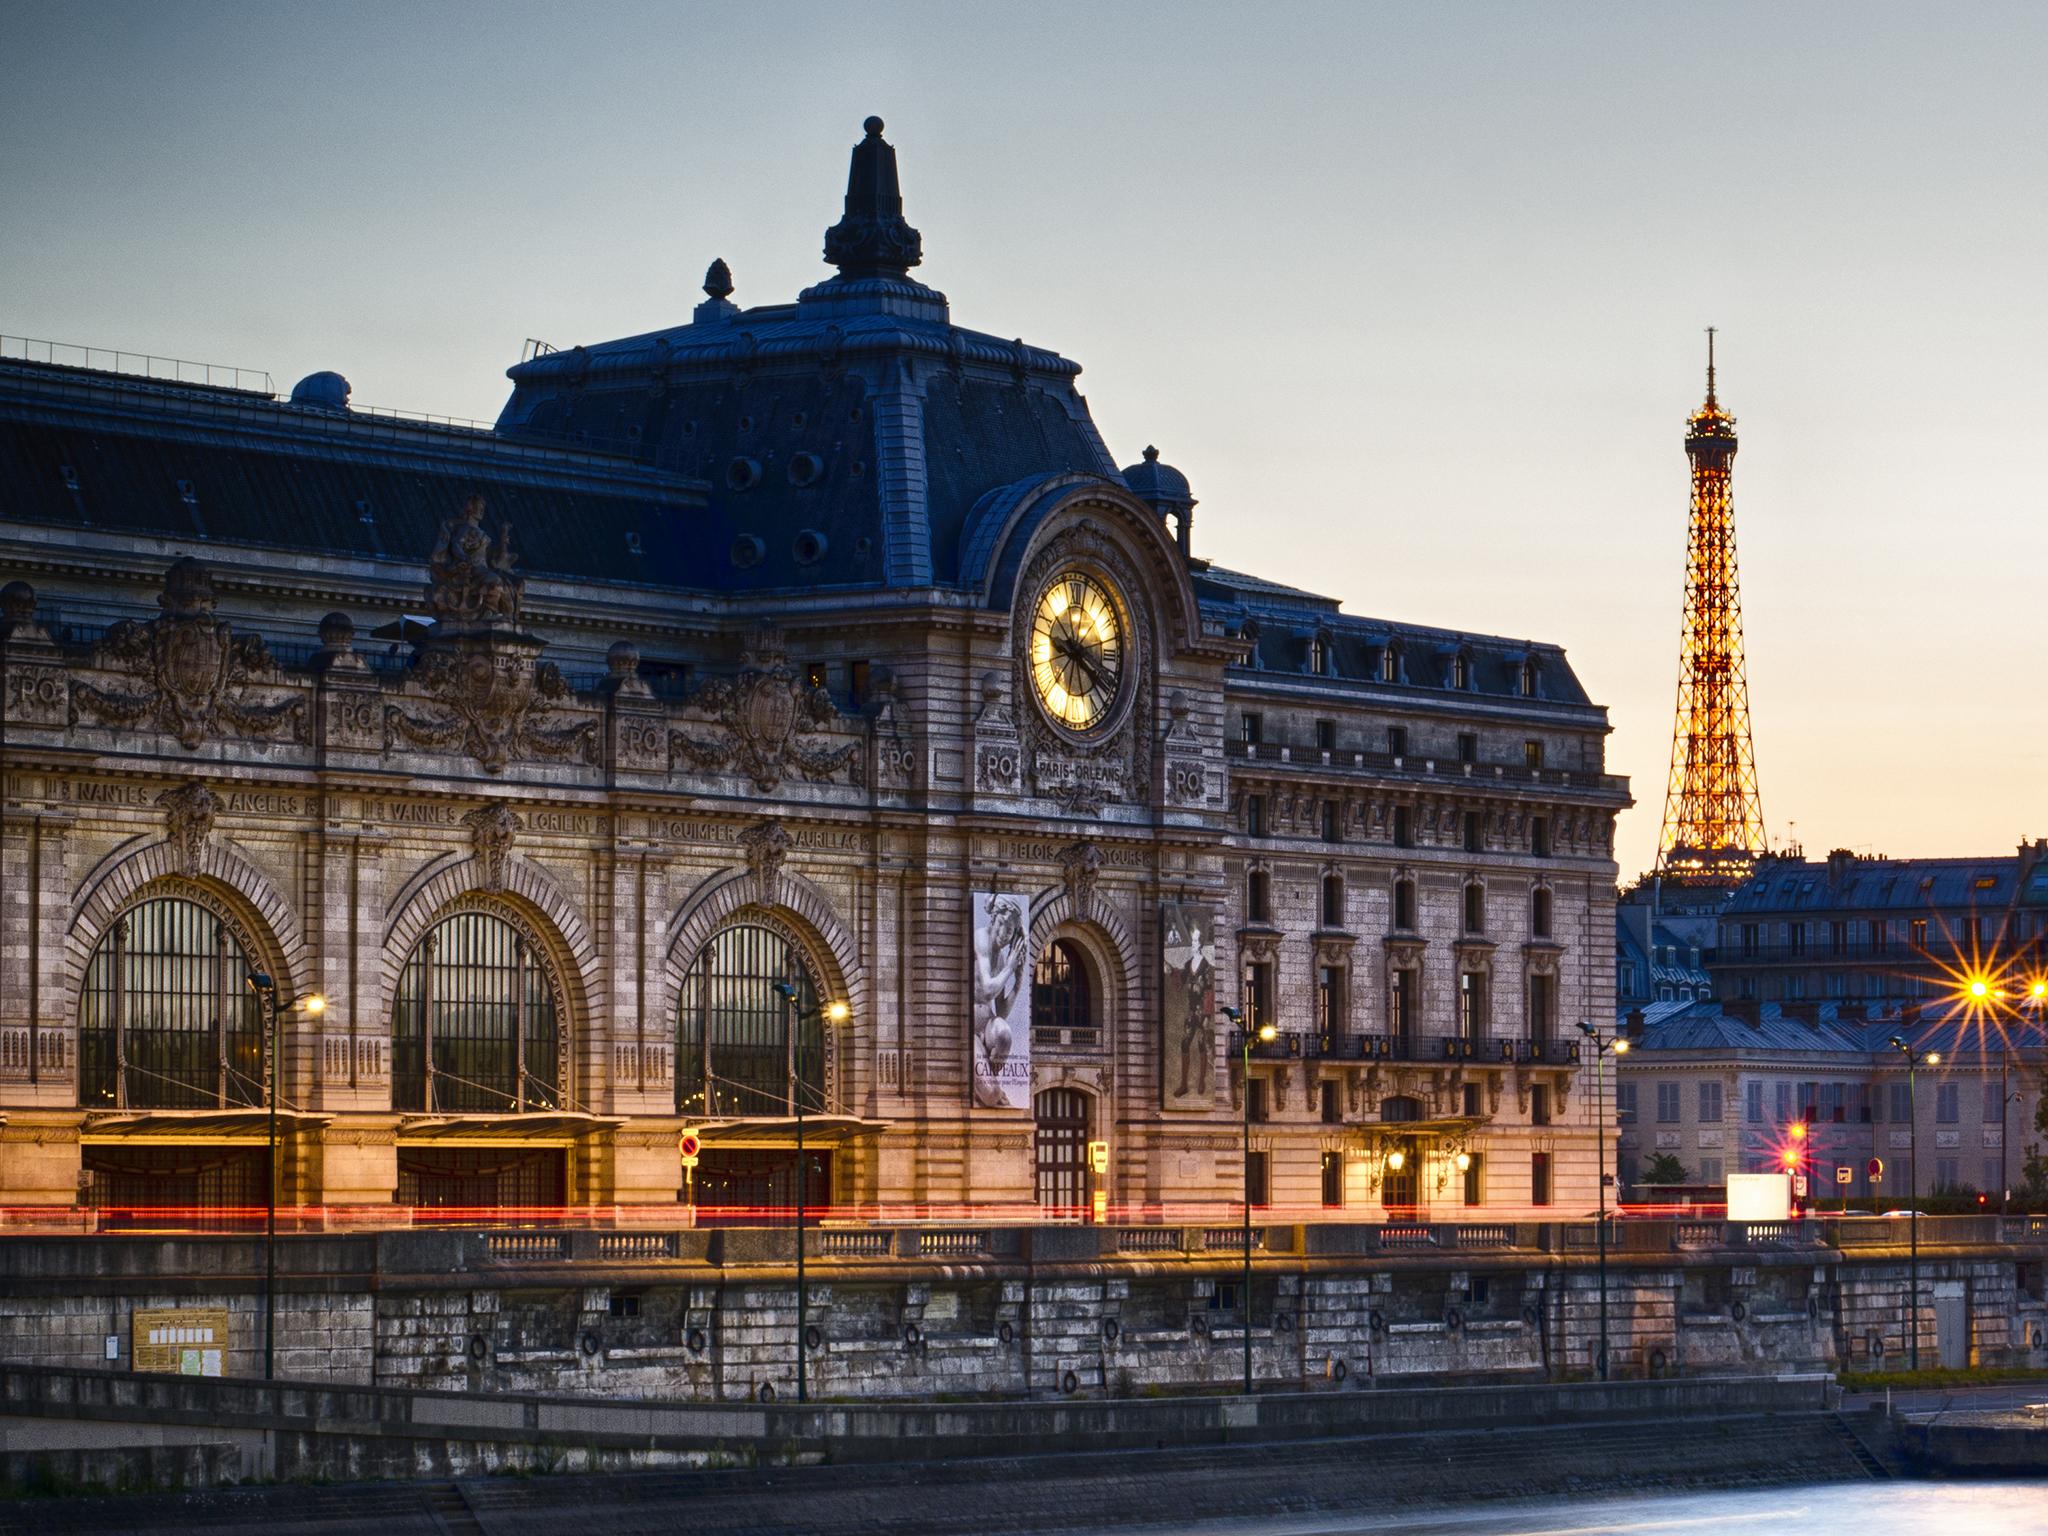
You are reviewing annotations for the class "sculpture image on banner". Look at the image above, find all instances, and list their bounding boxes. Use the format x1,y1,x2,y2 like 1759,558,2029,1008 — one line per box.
971,891,1031,1108
1162,900,1217,1109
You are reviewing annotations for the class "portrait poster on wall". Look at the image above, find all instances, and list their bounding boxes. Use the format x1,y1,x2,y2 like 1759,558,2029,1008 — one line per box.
1162,901,1217,1109
971,891,1031,1108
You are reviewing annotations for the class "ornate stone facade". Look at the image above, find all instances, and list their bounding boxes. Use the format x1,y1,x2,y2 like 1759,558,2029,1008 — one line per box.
0,120,1627,1224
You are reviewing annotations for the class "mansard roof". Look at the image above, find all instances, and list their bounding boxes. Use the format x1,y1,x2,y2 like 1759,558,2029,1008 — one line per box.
1725,847,2048,915
1622,997,2047,1063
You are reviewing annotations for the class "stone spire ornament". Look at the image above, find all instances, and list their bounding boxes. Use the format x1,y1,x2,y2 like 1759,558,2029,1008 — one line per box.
823,116,923,279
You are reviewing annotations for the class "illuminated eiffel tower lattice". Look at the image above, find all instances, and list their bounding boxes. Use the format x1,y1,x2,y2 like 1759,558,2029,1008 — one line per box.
1657,329,1768,884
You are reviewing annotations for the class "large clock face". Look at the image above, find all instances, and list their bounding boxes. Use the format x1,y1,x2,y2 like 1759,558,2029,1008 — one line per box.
1030,570,1125,734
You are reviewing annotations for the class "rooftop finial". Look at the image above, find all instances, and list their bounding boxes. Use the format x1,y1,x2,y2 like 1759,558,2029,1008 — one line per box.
1705,325,1718,406
823,115,923,279
704,258,733,300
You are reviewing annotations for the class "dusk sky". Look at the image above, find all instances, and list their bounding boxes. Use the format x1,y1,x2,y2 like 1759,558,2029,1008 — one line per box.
4,1,2042,878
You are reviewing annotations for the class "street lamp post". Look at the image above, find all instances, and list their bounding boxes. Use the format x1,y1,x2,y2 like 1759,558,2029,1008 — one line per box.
242,974,323,1381
1888,1034,1939,1372
1222,1006,1276,1396
1578,1021,1629,1382
772,981,848,1404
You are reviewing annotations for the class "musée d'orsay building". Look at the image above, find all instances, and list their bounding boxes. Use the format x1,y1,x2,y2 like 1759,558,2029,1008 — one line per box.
0,121,1630,1225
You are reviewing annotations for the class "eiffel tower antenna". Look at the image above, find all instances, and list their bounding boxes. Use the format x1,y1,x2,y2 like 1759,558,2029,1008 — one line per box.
1656,331,1767,885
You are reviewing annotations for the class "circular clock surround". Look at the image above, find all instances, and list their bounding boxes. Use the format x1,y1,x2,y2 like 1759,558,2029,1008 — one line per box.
1028,568,1129,737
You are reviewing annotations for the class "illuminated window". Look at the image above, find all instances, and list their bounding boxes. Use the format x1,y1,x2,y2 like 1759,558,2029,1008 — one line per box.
1032,939,1096,1047
1452,653,1472,690
395,909,561,1114
676,923,822,1118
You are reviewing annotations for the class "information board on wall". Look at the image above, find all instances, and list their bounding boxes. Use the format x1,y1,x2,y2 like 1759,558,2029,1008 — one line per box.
132,1307,228,1376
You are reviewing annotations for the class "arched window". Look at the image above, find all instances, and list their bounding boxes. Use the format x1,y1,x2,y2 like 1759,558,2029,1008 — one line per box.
1032,939,1097,1046
1452,651,1472,690
676,924,824,1117
1379,644,1399,683
393,909,560,1113
79,896,264,1110
1520,659,1538,697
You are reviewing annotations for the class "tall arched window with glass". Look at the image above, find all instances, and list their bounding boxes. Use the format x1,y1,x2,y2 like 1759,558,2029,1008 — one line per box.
1031,939,1097,1048
392,911,560,1113
79,897,265,1110
676,925,825,1117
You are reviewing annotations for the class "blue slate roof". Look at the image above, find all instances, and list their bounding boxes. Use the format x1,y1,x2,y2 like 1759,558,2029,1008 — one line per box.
1621,997,2048,1064
1725,851,2046,914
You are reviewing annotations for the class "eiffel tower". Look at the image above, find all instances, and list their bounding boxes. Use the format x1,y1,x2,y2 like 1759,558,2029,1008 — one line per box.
1657,330,1768,884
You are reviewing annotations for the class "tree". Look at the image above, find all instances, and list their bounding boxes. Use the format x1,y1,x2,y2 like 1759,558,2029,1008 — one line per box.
1642,1152,1690,1185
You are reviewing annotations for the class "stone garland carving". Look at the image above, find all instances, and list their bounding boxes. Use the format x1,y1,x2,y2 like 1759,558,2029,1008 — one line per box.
386,500,596,775
462,804,522,894
156,782,219,876
70,558,305,750
1013,520,1154,816
670,625,862,793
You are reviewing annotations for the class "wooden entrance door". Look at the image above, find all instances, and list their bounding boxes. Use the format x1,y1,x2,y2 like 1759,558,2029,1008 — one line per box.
1034,1087,1091,1218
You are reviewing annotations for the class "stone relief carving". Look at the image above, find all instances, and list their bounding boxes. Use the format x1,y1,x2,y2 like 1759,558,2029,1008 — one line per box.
462,804,522,893
972,671,1022,794
70,558,305,750
385,502,596,775
1058,839,1101,920
670,625,861,792
739,820,791,905
156,781,219,876
869,670,917,791
1,580,66,729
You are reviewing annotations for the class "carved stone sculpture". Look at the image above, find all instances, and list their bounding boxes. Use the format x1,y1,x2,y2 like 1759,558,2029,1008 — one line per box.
70,558,304,750
1058,839,1101,920
156,781,219,875
740,820,791,906
463,804,521,893
427,495,525,627
671,626,860,792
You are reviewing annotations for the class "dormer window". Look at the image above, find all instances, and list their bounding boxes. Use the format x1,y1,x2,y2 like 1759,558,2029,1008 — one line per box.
1519,659,1538,697
1307,633,1327,675
1379,645,1399,683
1452,652,1472,690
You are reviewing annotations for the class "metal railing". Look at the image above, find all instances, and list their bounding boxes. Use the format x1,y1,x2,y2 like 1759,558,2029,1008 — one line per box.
1303,1032,1580,1066
1,333,274,394
1224,737,1627,795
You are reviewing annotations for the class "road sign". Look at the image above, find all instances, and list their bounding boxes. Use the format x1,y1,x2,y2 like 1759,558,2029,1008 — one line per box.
1835,1166,1853,1184
1868,1157,1884,1183
680,1129,701,1168
1087,1140,1109,1175
1793,1173,1808,1198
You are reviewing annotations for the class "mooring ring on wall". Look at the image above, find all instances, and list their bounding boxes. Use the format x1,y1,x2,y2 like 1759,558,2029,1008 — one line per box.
1367,1309,1385,1334
757,1381,776,1403
904,1323,924,1348
1443,1307,1464,1333
686,1327,707,1354
1870,1333,1887,1359
1102,1317,1120,1342
1807,1296,1819,1321
1522,1304,1541,1328
466,1334,487,1362
998,1321,1015,1346
579,1329,602,1358
1648,1347,1668,1376
2033,1324,2046,1350
1275,1312,1294,1334
1331,1358,1349,1383
1730,1300,1747,1322
805,1324,824,1352
1060,1369,1080,1395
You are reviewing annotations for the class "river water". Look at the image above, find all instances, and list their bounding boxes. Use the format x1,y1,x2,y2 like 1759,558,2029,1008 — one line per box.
1117,1481,2048,1535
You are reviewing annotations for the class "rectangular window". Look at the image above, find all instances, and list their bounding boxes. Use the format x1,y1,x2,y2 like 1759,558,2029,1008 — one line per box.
1248,869,1271,923
1741,923,1760,958
1698,1156,1724,1186
1317,965,1345,1034
1388,968,1418,1039
1393,805,1413,849
1524,740,1544,770
1530,1083,1551,1126
1321,801,1340,843
1910,919,1929,948
1463,1153,1484,1206
1463,812,1482,853
1984,1080,2004,1123
1616,1081,1637,1125
1320,1079,1340,1125
1935,1156,1959,1192
1891,1082,1912,1123
1240,712,1263,746
1531,817,1550,857
1248,1078,1270,1124
1315,718,1336,752
1386,725,1408,757
1745,1080,1763,1124
848,659,872,708
1462,1081,1482,1116
1457,971,1485,1037
1393,880,1416,930
1463,883,1485,932
1246,796,1265,838
804,661,829,690
1656,1081,1682,1124
1699,1081,1723,1123
1247,1150,1270,1206
1530,1152,1552,1207
1321,876,1344,928
1828,1082,1847,1123
1457,732,1477,764
1937,1082,1959,1124
1788,922,1807,957
1986,1158,2003,1196
1527,973,1555,1037
1785,974,1805,1000
1776,1082,1793,1122
1321,1150,1344,1208
1830,920,1848,956
1245,961,1275,1031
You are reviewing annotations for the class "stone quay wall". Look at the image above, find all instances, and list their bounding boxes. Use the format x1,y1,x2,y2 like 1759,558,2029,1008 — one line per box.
0,1218,2042,1404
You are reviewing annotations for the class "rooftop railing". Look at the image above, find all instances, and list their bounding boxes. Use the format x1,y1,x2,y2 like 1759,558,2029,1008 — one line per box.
1223,738,1627,794
1,333,274,395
